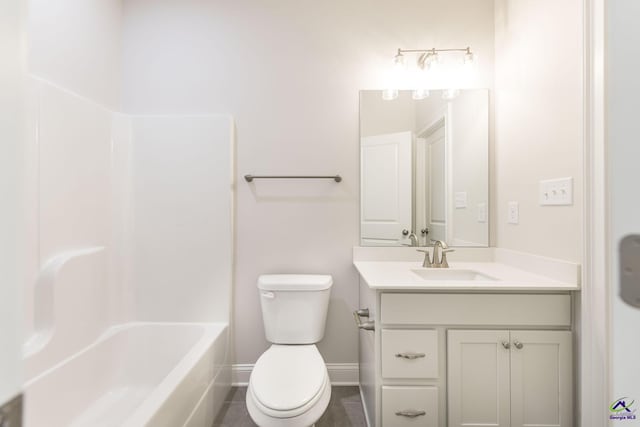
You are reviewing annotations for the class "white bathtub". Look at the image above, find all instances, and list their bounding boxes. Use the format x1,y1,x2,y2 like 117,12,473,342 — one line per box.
24,322,230,427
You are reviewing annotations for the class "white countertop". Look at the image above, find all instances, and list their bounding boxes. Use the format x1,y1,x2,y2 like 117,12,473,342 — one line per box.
353,260,581,291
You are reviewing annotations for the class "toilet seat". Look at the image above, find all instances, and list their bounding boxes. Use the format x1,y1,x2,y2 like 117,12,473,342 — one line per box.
248,344,330,419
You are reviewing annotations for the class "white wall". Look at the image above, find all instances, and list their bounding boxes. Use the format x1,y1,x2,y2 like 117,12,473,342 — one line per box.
128,115,234,323
121,0,496,365
493,0,583,262
28,0,123,109
0,0,26,405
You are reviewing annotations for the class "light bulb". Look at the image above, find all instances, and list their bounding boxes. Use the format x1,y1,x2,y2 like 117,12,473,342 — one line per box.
442,89,460,100
393,51,406,70
412,89,430,100
426,53,440,71
382,89,399,101
464,50,474,65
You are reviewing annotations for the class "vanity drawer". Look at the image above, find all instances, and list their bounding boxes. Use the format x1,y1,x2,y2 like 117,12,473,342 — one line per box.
381,329,438,378
381,293,571,326
382,386,438,427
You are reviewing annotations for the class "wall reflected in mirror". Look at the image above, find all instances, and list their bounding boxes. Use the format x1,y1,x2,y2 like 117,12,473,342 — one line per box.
360,89,489,247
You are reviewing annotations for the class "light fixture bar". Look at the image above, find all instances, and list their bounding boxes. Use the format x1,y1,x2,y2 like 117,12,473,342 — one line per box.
394,46,474,70
397,47,471,54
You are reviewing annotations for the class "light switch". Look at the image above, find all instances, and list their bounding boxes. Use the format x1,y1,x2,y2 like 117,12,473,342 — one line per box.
507,201,519,224
539,177,573,206
455,192,468,209
477,202,487,223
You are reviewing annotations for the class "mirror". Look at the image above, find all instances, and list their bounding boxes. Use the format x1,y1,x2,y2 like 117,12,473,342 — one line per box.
360,89,489,247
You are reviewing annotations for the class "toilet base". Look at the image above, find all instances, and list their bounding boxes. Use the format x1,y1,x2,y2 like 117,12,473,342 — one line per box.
246,377,331,427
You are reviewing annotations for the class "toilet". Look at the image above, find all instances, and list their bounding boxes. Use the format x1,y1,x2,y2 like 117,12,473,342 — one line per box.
246,274,333,427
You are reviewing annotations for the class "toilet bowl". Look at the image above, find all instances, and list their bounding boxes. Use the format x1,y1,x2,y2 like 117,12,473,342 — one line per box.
246,274,333,427
246,345,331,427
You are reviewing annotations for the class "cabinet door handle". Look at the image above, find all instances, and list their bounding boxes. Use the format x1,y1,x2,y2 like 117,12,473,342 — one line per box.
513,340,523,349
395,352,426,360
501,341,510,349
395,410,426,418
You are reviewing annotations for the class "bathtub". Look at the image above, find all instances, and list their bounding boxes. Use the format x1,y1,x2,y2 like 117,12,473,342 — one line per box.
24,322,230,427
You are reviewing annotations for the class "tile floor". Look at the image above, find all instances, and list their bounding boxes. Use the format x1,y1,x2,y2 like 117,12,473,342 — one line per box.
213,386,367,427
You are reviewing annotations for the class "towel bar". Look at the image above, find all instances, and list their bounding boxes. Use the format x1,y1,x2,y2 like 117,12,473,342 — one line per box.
244,175,342,182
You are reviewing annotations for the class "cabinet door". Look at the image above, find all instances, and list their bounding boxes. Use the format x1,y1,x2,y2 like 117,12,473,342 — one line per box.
447,330,511,427
509,331,573,427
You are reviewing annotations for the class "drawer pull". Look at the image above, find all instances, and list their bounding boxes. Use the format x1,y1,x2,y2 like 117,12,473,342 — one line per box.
395,352,426,360
501,341,510,349
513,340,524,349
395,410,426,418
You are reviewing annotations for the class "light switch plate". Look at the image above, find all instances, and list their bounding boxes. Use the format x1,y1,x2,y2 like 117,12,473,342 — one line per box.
507,201,519,224
477,202,487,223
455,192,468,209
539,177,573,205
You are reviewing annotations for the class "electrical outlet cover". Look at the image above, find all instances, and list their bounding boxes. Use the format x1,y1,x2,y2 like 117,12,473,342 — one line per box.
508,201,519,224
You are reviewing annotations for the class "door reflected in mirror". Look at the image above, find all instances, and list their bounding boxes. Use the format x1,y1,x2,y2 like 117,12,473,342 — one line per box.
360,89,489,247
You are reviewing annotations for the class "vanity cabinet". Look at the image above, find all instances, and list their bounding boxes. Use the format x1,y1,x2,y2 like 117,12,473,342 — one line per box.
447,330,572,427
357,285,574,427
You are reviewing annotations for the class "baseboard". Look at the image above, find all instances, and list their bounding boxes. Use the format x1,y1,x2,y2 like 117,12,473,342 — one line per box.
232,363,359,386
325,363,360,385
231,364,253,386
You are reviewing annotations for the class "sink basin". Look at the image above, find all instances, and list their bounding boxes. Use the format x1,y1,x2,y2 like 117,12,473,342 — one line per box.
411,268,499,282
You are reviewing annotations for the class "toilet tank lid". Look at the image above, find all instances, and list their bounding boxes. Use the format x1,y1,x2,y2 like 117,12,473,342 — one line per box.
258,274,333,291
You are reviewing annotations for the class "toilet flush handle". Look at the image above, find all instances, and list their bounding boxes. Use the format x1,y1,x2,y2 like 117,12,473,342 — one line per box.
261,291,275,299
353,309,375,331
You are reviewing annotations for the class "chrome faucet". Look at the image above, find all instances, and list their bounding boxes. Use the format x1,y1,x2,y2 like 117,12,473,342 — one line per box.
401,230,419,247
416,240,455,268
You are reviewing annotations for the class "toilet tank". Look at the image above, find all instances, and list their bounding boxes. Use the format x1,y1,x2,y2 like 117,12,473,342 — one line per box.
257,274,333,344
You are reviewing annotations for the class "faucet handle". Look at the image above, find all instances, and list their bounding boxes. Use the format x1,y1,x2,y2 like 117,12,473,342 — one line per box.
440,249,454,268
416,249,432,268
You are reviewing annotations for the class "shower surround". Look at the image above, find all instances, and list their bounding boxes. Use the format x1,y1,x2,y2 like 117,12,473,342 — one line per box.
22,77,234,426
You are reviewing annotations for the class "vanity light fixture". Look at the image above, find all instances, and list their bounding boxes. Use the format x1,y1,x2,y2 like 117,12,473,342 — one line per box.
384,46,475,100
394,46,474,68
442,88,460,100
412,89,430,100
